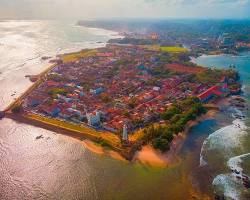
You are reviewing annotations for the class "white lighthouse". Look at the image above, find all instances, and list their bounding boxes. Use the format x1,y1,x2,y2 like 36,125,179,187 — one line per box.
122,124,128,141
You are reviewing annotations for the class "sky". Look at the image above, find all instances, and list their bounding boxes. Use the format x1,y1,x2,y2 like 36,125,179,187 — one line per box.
0,0,250,20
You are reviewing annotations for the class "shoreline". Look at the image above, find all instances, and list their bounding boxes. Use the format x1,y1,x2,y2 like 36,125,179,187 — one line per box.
5,104,218,168
2,23,123,111
3,63,56,112
1,21,249,200
132,109,218,167
5,112,131,158
4,104,218,166
1,40,236,166
82,139,127,162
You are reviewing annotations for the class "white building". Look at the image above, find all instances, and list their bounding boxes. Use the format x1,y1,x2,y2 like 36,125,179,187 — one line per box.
86,111,101,126
153,86,160,91
122,124,128,141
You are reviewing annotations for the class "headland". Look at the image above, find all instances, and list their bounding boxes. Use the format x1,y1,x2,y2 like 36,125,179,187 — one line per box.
2,40,241,162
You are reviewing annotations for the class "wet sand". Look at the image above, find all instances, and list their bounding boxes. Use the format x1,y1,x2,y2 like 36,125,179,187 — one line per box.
82,139,126,162
77,109,218,168
133,109,217,167
78,109,218,167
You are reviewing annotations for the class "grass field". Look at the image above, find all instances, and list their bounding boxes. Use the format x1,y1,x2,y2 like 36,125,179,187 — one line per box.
160,46,188,53
25,113,121,147
142,45,161,51
26,113,99,133
61,49,98,63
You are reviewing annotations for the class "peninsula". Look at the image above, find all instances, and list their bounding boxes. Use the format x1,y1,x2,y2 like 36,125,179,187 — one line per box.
3,42,240,160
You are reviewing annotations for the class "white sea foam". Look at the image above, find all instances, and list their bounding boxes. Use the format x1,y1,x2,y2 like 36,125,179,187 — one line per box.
199,119,247,167
199,155,208,167
212,153,250,200
228,106,246,118
228,153,250,174
213,174,241,200
241,84,246,92
200,107,249,199
0,20,122,110
194,51,250,199
84,27,122,38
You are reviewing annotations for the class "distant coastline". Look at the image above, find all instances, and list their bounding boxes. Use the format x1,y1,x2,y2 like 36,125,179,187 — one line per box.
2,43,241,163
0,21,244,166
5,101,219,166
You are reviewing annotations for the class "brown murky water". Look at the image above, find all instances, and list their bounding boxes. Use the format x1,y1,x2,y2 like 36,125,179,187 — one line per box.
2,20,249,200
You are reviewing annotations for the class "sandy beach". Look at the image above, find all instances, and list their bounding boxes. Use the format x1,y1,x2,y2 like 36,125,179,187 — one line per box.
78,108,218,167
6,108,217,167
132,109,218,167
82,139,126,162
2,34,231,169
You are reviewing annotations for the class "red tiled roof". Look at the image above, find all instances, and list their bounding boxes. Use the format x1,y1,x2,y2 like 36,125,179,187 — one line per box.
166,63,205,74
46,81,59,87
198,85,222,100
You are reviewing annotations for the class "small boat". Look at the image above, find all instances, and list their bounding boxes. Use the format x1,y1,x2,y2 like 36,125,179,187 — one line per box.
242,174,249,179
0,111,5,119
243,181,250,189
41,56,51,60
214,194,225,200
36,135,43,140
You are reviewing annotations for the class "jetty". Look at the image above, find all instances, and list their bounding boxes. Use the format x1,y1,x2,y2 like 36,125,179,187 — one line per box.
0,111,5,119
4,63,57,113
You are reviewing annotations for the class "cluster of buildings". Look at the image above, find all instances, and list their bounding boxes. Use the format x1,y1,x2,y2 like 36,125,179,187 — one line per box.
22,44,229,137
190,33,239,54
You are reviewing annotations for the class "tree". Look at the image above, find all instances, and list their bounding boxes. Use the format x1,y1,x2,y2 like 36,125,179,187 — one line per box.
128,97,137,109
48,88,68,98
161,106,181,120
12,104,22,113
132,118,144,128
162,129,174,142
141,97,207,152
100,93,112,103
152,138,170,151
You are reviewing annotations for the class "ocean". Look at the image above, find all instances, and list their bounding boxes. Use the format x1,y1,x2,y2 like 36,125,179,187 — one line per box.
0,20,120,110
0,20,249,200
194,53,250,200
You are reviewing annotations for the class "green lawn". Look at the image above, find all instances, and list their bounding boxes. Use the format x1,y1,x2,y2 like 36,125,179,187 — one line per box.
61,49,98,63
160,46,188,53
25,113,121,147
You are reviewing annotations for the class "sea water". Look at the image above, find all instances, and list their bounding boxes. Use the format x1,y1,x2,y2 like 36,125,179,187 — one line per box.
194,53,250,200
0,20,198,200
1,20,249,200
0,20,120,110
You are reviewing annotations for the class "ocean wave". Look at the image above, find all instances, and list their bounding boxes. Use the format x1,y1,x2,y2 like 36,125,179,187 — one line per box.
200,104,250,199
212,153,250,200
199,119,247,167
84,27,121,38
0,20,121,110
228,153,250,173
212,174,242,200
241,84,247,94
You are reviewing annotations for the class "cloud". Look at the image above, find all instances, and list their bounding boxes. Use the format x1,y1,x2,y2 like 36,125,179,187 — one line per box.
144,0,250,5
0,0,249,19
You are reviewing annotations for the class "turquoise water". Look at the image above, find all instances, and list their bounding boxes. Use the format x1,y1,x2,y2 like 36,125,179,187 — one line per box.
195,53,250,99
1,20,215,200
0,20,249,200
194,53,250,200
0,20,119,110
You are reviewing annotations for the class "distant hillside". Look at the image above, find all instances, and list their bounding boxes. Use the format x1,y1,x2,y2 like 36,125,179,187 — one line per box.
78,19,250,43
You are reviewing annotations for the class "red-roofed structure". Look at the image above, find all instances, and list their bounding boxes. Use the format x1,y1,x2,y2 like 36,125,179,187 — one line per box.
46,81,59,87
166,63,205,74
198,85,223,102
